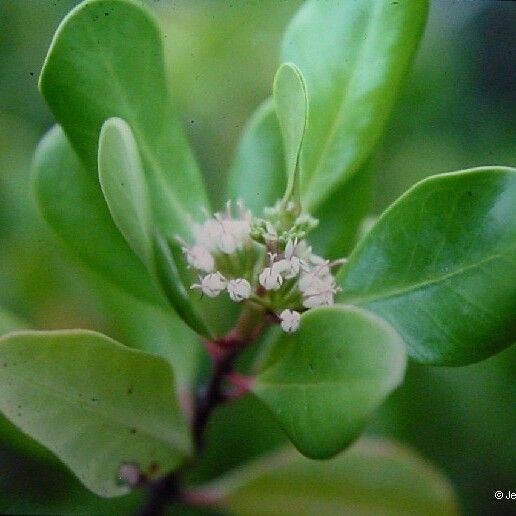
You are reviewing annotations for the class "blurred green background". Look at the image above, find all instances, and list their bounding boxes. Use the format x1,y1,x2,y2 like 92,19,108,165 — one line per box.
0,0,514,514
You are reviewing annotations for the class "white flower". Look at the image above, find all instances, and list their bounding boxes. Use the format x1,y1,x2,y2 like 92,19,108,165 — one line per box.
279,309,301,333
274,239,303,279
193,202,251,255
302,289,335,308
191,272,227,297
227,278,252,302
182,244,214,273
258,266,283,290
298,266,332,293
193,218,224,251
301,276,339,308
273,257,300,279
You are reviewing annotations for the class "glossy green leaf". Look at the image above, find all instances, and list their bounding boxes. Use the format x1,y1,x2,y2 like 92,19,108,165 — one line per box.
98,117,152,268
281,0,429,210
39,0,208,239
273,63,307,206
210,438,458,516
227,99,285,213
33,125,161,305
0,330,192,497
338,167,516,365
252,305,406,459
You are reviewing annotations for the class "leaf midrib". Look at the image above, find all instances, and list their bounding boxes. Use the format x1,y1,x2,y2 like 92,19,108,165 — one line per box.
304,1,381,196
340,247,515,306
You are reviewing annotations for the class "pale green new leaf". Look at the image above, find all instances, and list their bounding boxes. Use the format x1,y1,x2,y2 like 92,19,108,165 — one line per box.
282,0,429,210
33,125,161,305
338,167,516,365
0,330,192,497
273,63,308,206
253,305,406,459
98,117,153,268
211,438,458,516
39,0,208,239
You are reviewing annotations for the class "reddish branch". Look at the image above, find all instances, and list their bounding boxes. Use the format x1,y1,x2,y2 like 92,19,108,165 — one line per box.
137,306,265,515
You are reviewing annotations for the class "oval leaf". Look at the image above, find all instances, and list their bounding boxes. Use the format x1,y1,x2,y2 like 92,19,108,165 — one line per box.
273,63,308,207
211,438,458,516
33,125,161,305
0,330,192,497
98,117,153,268
252,305,406,459
39,0,209,238
282,0,429,210
338,167,516,365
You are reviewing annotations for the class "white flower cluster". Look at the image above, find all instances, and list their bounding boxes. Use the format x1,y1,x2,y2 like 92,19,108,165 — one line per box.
179,200,343,333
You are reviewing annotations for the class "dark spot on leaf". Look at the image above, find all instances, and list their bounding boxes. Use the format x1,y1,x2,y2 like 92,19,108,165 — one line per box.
127,387,133,395
130,427,137,434
91,397,98,402
467,191,473,197
104,12,110,16
190,119,195,124
30,72,34,76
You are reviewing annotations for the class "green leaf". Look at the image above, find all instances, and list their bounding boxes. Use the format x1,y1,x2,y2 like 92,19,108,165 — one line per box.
310,162,374,259
338,167,516,365
210,438,458,516
99,286,204,392
39,0,208,239
227,99,285,213
98,117,152,268
33,125,161,305
0,330,192,497
252,305,406,459
281,0,429,210
273,63,308,207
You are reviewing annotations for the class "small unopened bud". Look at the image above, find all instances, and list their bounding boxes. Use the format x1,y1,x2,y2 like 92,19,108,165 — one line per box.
227,278,252,302
279,309,301,333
